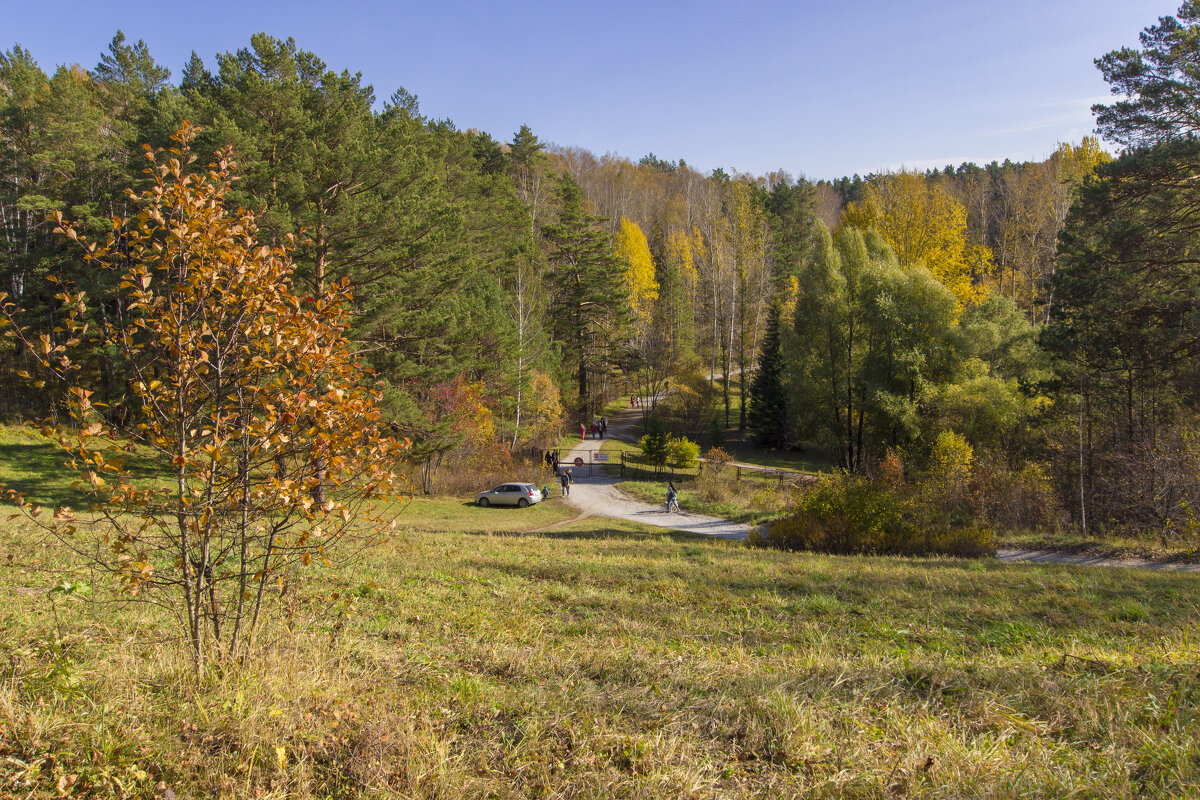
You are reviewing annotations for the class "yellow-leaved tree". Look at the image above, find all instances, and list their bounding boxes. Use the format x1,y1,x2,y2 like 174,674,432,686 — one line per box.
844,171,991,309
614,216,658,330
0,124,406,676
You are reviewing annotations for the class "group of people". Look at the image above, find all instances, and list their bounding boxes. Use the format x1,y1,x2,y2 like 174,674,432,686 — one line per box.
580,417,608,439
541,453,678,510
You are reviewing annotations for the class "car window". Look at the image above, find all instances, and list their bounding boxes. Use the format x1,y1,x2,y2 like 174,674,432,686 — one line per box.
502,485,517,492
491,485,506,493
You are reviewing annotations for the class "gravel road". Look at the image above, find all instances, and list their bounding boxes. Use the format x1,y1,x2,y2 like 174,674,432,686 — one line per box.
548,405,1199,572
550,407,748,539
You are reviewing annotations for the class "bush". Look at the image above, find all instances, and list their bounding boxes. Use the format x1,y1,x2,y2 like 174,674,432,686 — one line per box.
655,371,719,440
704,446,735,474
430,454,549,498
667,436,700,469
694,470,736,503
923,430,974,511
749,474,994,558
969,462,1062,532
639,415,671,471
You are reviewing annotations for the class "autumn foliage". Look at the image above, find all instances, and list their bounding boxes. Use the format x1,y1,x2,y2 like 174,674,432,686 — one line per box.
1,124,406,674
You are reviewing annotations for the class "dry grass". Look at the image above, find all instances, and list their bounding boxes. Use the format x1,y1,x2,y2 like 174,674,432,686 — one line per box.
1,501,1198,798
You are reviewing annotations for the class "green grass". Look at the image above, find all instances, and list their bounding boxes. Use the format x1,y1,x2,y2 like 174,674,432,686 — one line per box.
3,492,1198,798
0,424,166,509
616,476,787,525
716,428,833,473
393,494,578,533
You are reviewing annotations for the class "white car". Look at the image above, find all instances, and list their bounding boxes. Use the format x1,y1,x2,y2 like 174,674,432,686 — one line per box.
476,482,544,508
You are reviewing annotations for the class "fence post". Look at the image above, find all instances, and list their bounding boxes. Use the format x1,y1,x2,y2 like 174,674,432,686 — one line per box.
621,450,626,477
736,466,741,483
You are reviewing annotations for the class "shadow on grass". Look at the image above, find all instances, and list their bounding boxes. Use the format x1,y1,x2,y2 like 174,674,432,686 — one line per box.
0,438,90,509
539,527,717,544
452,524,727,545
0,433,167,509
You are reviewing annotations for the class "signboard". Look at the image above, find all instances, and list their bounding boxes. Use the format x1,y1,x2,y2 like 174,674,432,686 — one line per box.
592,452,609,462
573,456,584,467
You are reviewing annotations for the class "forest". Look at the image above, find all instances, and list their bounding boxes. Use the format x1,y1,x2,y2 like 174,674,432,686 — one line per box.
2,7,1199,544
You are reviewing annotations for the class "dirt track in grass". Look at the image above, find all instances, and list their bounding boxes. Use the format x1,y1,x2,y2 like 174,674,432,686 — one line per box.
548,405,749,540
548,406,1200,571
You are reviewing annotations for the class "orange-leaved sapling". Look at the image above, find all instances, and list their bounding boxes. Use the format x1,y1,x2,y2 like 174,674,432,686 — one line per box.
0,123,408,677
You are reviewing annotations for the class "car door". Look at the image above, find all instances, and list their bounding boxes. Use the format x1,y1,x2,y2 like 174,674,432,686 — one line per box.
498,484,518,506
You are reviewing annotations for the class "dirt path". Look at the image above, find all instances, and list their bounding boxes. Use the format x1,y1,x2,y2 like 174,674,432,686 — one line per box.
995,548,1200,572
553,405,1199,572
558,407,748,540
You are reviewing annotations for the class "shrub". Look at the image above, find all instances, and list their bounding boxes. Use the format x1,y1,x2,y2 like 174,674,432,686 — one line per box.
704,446,735,474
655,371,719,440
694,470,736,503
639,415,671,471
969,461,1062,532
877,448,906,489
749,486,788,515
925,431,974,498
667,437,700,469
750,473,994,558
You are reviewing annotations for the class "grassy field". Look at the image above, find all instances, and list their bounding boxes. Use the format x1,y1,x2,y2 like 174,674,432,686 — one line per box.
2,490,1198,798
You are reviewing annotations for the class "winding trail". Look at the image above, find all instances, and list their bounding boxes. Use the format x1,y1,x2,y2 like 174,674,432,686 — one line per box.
556,406,748,540
549,404,1199,572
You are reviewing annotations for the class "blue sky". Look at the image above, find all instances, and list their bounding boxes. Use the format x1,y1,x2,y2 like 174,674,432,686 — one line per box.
2,0,1169,180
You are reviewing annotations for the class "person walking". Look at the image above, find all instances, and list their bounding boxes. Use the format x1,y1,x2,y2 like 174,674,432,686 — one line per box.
665,481,680,513
601,417,608,437
560,468,571,497
579,422,586,440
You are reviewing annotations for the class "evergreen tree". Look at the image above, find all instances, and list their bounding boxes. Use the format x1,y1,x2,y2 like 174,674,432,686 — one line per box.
1094,1,1200,147
541,175,629,412
180,35,498,442
747,303,788,447
764,179,816,286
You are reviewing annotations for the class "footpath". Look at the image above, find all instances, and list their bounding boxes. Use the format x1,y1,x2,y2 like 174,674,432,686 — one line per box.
543,404,1200,573
546,406,748,540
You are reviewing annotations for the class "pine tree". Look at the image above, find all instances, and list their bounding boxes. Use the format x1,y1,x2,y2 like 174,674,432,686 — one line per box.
541,175,629,412
747,303,788,447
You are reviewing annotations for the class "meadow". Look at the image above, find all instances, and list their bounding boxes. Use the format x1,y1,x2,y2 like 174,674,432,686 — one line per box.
2,487,1198,799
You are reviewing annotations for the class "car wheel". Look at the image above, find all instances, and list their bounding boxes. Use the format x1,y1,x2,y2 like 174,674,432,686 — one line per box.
478,497,490,507
517,498,529,508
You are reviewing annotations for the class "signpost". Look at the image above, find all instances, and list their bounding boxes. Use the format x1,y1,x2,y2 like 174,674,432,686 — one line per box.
573,456,584,467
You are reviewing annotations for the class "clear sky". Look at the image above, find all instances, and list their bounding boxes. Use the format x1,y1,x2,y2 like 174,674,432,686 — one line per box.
1,0,1170,180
